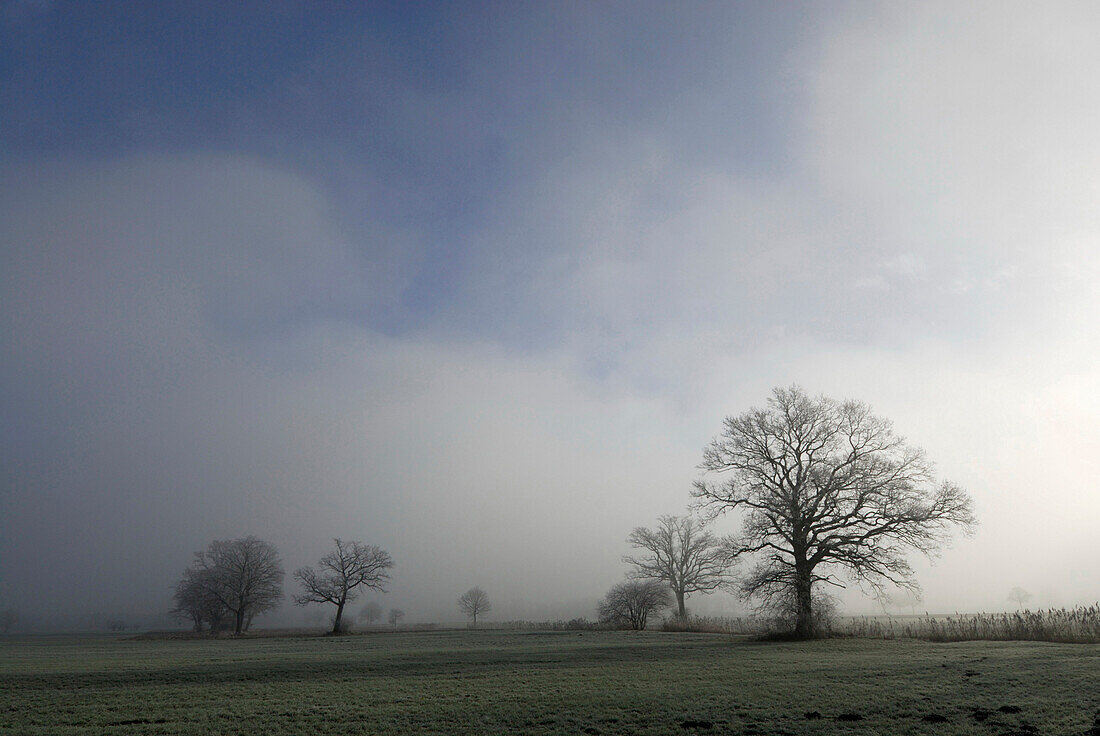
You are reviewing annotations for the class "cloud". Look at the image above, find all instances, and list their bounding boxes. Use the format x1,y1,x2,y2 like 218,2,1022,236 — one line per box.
392,1,1100,611
805,1,1100,317
0,155,702,622
3,4,1099,625
424,1,1100,392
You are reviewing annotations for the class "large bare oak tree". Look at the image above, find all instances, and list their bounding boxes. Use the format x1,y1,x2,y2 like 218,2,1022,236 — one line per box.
294,539,393,634
625,514,737,618
693,386,974,638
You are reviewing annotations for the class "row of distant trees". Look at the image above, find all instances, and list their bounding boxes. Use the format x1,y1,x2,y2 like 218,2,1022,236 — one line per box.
172,387,976,639
173,537,394,634
356,600,405,628
341,587,492,630
173,537,493,634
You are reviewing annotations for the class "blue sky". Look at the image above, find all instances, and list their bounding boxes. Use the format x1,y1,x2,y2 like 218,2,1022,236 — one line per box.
3,1,801,338
2,2,1098,626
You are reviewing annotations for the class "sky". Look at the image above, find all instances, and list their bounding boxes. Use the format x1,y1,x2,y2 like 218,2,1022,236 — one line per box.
2,1,1098,629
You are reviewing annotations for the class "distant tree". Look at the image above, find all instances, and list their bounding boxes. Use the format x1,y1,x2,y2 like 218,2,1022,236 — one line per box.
172,581,203,632
359,600,384,626
171,567,228,633
190,536,284,634
294,539,393,634
886,588,922,615
694,386,975,638
598,580,670,630
387,608,404,628
1008,587,1032,609
458,587,491,627
0,608,18,635
625,515,738,618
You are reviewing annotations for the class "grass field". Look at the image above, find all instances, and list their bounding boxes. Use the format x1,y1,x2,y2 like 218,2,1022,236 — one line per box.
1,630,1097,735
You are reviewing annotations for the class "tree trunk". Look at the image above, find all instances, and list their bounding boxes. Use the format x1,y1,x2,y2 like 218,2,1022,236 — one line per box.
794,562,814,638
332,601,345,634
675,589,686,618
234,609,245,635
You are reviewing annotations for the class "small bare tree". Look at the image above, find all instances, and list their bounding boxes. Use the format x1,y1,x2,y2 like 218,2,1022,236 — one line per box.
458,587,491,627
294,539,394,634
598,579,670,630
1008,587,1032,609
694,386,975,638
387,607,404,628
625,515,738,618
359,600,384,626
190,536,284,634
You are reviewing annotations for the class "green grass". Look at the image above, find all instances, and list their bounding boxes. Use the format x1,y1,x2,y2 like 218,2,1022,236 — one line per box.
1,630,1097,735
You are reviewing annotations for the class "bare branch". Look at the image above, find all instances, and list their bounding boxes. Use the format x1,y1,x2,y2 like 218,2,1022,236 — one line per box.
624,514,739,617
186,536,284,634
598,579,670,630
457,587,491,627
293,539,393,633
693,385,975,637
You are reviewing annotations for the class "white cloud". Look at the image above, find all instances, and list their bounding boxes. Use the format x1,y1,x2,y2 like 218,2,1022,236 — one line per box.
804,1,1100,328
424,1,1100,612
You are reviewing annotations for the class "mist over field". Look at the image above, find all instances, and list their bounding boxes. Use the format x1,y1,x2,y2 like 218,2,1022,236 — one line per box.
2,2,1099,633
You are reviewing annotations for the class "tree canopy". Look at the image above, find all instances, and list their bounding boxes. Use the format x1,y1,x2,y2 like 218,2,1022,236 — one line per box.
598,579,670,630
458,587,491,627
184,536,284,634
294,539,393,634
625,514,737,618
693,386,974,637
